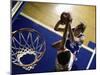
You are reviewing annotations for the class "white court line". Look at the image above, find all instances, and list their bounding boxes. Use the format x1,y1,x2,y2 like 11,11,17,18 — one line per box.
20,12,94,53
86,49,96,69
81,44,94,53
20,12,63,36
12,1,23,18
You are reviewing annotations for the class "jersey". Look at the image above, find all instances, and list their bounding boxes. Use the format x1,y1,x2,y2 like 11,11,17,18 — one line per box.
65,32,85,54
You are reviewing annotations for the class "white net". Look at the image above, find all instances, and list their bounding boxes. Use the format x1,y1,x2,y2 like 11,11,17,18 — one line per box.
12,28,46,71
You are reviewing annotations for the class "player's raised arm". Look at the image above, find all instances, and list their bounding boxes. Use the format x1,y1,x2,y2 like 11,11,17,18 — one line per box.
68,23,75,43
54,20,65,32
54,12,72,32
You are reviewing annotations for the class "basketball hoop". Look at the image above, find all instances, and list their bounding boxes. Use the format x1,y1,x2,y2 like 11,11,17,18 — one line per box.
12,28,46,71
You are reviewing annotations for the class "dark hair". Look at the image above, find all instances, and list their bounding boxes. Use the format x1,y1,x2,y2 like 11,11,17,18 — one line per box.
60,12,72,24
76,22,86,33
57,51,71,66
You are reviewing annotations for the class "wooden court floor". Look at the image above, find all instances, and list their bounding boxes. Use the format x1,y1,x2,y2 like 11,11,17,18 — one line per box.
21,2,96,45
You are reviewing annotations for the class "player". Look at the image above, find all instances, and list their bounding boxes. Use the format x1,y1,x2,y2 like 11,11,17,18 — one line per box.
66,22,86,55
53,12,75,71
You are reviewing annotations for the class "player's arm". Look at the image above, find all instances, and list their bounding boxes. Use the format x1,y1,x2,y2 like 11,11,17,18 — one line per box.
54,20,65,32
68,24,75,42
